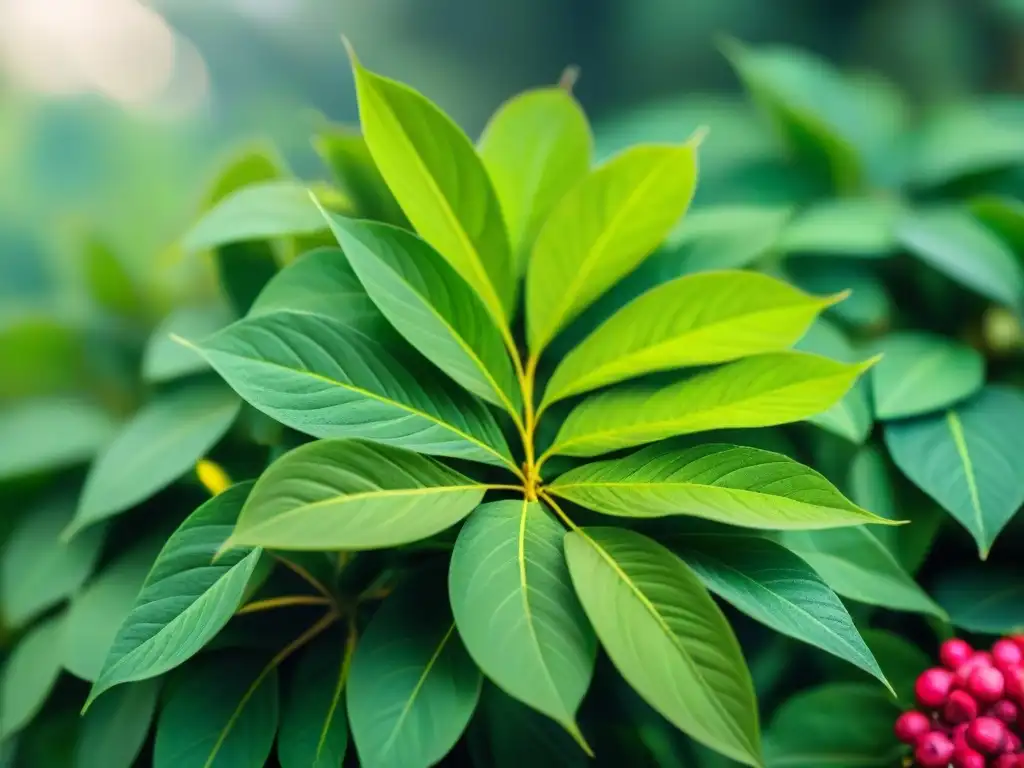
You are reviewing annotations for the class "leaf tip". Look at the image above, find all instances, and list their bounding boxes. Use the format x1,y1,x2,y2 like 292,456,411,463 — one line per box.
687,124,710,148
340,35,359,67
823,288,852,308
857,353,884,374
558,65,580,94
169,332,199,351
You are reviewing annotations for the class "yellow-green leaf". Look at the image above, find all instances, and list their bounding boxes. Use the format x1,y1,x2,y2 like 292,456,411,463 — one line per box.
479,87,592,271
346,43,514,328
526,141,699,354
546,352,874,458
548,443,892,529
543,271,839,407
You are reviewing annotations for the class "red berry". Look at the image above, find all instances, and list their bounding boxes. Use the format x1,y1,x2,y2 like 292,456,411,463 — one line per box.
969,666,1006,703
957,655,994,688
1010,635,1024,653
1004,731,1022,753
994,639,1024,669
1005,666,1024,701
953,746,987,768
916,731,955,767
953,722,970,749
918,667,956,708
894,710,932,744
942,639,976,670
994,755,1020,768
945,689,980,724
990,698,1019,724
967,716,1006,755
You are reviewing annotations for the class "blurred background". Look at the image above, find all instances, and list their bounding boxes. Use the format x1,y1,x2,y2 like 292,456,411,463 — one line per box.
3,0,1024,395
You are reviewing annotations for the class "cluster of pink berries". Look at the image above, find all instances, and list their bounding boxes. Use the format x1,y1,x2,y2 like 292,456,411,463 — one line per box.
895,635,1024,767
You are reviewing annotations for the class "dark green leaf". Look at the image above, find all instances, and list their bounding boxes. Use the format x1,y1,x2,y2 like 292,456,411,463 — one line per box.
885,386,1024,557
673,533,887,688
277,633,350,768
934,567,1024,635
314,126,406,225
0,399,116,482
142,305,232,383
153,653,279,768
347,572,481,768
74,679,161,768
87,483,261,705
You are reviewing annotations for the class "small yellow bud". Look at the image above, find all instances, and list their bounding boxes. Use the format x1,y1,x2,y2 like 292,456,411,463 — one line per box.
196,459,231,496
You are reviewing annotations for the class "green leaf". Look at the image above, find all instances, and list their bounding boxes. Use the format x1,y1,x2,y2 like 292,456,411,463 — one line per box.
314,126,406,225
68,380,240,537
198,311,514,468
564,527,761,766
202,143,283,206
778,198,899,257
87,482,262,706
467,684,589,768
898,208,1024,308
784,260,892,331
670,532,888,689
659,205,792,274
857,629,931,703
723,41,866,193
448,500,596,745
347,571,481,768
762,684,901,767
0,613,65,740
153,653,279,768
479,86,592,270
0,399,116,482
183,181,334,252
871,332,985,420
347,44,514,329
230,439,488,550
215,241,280,317
911,104,1024,187
884,386,1024,557
83,237,142,319
247,246,380,327
526,141,698,353
779,527,946,619
74,680,161,768
1,497,105,628
547,352,873,458
549,442,889,529
277,633,350,768
933,567,1024,635
321,215,520,413
794,319,872,443
142,305,232,383
543,271,838,407
63,538,163,682
970,194,1024,254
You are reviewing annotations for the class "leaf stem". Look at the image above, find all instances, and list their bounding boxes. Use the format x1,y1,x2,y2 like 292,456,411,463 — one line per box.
236,595,333,615
538,490,581,533
272,554,335,603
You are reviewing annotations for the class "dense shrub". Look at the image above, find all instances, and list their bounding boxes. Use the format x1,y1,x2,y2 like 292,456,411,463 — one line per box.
2,38,1024,767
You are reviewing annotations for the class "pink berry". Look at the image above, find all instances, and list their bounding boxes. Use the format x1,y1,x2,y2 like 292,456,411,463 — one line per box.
994,639,1024,669
1004,731,1021,753
953,746,987,768
916,731,955,767
953,722,970,749
942,639,976,670
990,698,1019,723
918,667,956,708
945,689,980,724
969,666,1006,703
1011,635,1024,653
1005,666,1024,701
894,710,932,744
957,655,994,687
994,756,1020,768
967,716,1006,755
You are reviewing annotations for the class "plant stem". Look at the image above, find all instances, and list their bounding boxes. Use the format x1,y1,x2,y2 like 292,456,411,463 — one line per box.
272,554,335,603
538,490,581,532
236,595,332,615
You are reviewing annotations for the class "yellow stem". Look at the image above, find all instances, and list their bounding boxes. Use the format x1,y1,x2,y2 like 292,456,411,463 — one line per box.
538,491,581,533
236,595,332,615
272,555,335,603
